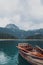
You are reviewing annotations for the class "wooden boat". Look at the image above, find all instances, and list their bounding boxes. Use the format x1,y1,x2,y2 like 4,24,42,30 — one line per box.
17,43,43,65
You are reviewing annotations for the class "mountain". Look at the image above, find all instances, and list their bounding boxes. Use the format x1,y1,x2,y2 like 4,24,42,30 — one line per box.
6,24,19,30
26,29,43,35
0,27,18,39
5,24,43,39
0,24,25,39
6,24,26,38
0,24,43,39
25,29,43,39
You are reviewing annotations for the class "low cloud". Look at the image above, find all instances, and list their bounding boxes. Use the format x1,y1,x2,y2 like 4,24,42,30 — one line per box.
0,0,43,30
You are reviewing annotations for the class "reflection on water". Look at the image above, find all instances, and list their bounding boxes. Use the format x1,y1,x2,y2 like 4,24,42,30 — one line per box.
0,40,43,65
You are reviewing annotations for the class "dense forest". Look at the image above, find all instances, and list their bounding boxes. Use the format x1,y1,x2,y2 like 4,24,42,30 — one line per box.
26,34,43,39
0,33,17,39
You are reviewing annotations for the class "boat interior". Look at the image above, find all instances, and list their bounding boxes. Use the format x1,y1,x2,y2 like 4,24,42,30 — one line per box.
17,43,43,58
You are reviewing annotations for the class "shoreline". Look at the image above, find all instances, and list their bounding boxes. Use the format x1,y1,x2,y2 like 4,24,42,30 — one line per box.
0,39,43,41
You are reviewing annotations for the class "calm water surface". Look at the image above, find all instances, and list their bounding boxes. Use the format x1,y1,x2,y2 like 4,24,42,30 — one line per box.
0,40,43,65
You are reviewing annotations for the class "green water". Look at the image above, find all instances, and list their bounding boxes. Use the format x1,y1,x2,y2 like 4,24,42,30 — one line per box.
0,40,43,65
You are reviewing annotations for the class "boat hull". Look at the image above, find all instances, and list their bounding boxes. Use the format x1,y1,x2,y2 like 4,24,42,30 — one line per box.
19,50,43,65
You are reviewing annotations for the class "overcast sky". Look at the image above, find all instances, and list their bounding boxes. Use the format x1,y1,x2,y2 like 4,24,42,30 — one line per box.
0,0,43,30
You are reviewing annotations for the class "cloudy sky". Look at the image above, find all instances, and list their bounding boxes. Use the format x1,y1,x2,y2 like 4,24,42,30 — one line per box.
0,0,43,30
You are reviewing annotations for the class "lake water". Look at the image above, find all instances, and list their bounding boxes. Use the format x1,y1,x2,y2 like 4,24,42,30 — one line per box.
0,40,43,65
